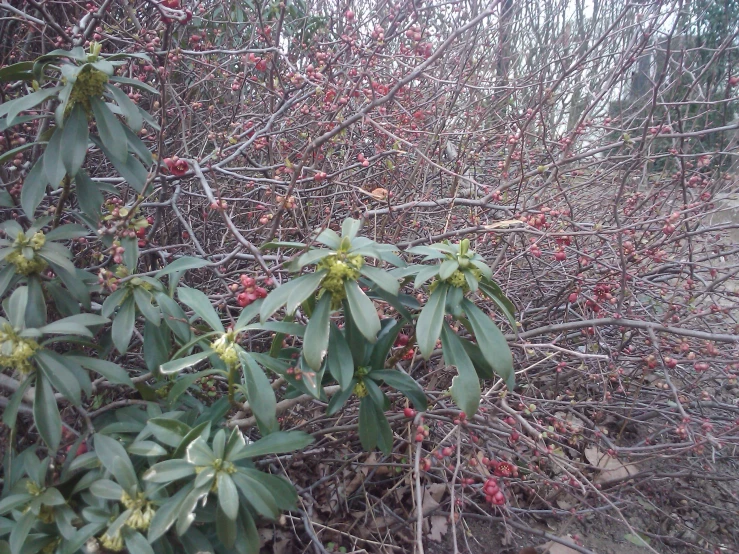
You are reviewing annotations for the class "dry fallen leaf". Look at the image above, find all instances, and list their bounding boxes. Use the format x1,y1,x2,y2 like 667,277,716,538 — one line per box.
370,187,388,200
427,515,449,542
584,446,638,484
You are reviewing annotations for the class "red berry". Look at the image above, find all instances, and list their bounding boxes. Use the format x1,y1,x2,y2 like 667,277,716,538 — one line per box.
403,407,416,418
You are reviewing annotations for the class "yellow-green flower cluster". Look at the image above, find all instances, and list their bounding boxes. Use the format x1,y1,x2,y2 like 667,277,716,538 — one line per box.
68,65,109,113
353,381,368,398
100,530,124,552
211,332,239,368
318,253,363,304
430,268,483,293
6,231,47,275
0,323,40,374
195,459,237,492
121,490,156,531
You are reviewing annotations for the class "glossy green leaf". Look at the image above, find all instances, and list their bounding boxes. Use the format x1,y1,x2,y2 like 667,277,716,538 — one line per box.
231,472,278,519
230,431,314,461
34,374,61,451
94,434,138,493
358,396,378,451
61,104,89,176
36,351,82,405
327,378,357,415
124,529,155,554
107,84,143,132
160,350,211,375
155,257,210,278
178,287,224,333
112,296,136,354
461,299,514,389
239,351,278,435
20,158,47,218
3,87,61,127
44,126,66,189
285,269,325,315
143,460,196,483
260,271,327,321
74,170,104,224
360,264,400,295
417,283,448,359
327,324,354,390
344,280,380,342
371,370,427,410
440,325,480,417
302,292,331,371
147,486,190,542
134,287,160,326
90,96,127,162
68,356,133,386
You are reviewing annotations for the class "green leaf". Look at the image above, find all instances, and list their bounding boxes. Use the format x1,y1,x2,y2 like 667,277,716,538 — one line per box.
134,287,160,325
156,257,210,278
34,374,61,450
217,474,239,520
0,265,15,300
368,317,401,371
94,434,138,493
20,158,48,218
239,352,278,434
148,417,191,447
412,265,440,289
341,218,361,240
327,324,354,390
167,369,221,406
24,275,46,328
9,510,34,554
1,380,31,430
68,356,133,386
440,325,480,417
36,351,82,405
74,170,104,224
112,296,136,354
460,299,514,389
260,271,326,321
358,397,378,451
44,126,66,189
106,84,143,132
143,460,196,483
302,292,331,371
3,87,61,127
172,421,211,459
157,293,192,343
478,280,517,330
230,472,278,519
160,350,211,375
128,440,168,457
439,259,459,280
124,529,155,554
363,377,386,411
359,265,400,295
90,479,124,500
96,139,148,192
417,283,448,359
285,270,325,315
178,287,224,333
61,104,89,177
230,431,314,461
313,227,341,249
327,378,356,415
109,75,160,96
147,486,190,542
370,370,427,410
344,280,380,342
90,96,127,162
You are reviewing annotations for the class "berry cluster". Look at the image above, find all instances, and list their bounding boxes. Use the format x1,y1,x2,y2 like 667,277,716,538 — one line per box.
234,275,268,307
